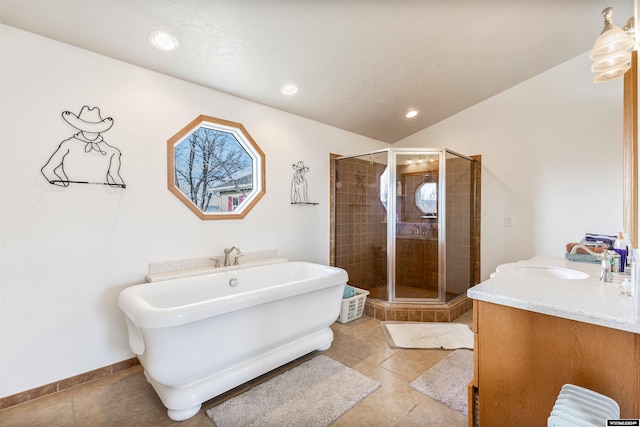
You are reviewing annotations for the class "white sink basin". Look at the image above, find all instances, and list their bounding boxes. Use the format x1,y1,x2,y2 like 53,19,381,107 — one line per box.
514,266,589,280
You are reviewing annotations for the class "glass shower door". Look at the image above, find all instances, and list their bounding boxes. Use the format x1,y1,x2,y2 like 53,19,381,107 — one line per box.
334,151,389,300
334,148,477,305
393,151,442,301
444,150,476,302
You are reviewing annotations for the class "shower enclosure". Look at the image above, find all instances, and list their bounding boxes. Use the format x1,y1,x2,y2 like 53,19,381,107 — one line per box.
333,148,478,308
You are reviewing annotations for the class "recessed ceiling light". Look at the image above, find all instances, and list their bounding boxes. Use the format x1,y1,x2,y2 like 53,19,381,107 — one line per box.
148,30,179,51
405,110,418,118
281,84,299,96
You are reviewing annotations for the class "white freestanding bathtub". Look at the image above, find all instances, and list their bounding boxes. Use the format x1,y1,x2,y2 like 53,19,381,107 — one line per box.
118,261,348,421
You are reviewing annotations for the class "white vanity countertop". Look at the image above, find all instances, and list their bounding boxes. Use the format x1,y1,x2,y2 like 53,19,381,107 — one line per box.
467,255,640,334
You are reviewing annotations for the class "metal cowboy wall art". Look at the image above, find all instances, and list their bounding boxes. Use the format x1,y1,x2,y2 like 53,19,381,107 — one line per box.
41,106,126,188
290,160,318,205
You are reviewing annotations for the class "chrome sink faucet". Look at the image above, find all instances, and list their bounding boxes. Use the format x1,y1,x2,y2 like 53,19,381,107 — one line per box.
224,246,242,266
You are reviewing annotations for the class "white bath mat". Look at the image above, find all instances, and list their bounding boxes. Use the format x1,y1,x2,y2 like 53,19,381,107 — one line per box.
381,321,474,349
206,355,380,427
410,349,474,415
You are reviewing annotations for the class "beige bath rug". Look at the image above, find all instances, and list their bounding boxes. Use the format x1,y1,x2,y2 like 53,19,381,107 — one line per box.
410,349,474,415
381,321,474,349
206,355,380,427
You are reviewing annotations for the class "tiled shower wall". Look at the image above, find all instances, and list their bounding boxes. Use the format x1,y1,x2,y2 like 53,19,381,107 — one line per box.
445,155,477,299
331,153,481,306
333,156,387,291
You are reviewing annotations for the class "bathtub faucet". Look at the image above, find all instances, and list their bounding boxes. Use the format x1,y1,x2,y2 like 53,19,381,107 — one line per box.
224,246,242,266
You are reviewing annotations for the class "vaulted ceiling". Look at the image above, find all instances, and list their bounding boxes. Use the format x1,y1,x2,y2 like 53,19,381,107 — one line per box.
0,0,633,142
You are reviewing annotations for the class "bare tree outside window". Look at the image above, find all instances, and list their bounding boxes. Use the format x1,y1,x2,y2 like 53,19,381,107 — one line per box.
416,182,437,216
174,126,252,212
167,115,265,220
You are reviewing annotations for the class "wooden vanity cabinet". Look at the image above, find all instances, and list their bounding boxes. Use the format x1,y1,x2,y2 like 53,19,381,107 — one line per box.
469,300,640,426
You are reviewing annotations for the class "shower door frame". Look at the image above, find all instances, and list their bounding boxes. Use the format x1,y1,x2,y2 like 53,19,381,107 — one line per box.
334,147,477,304
388,148,446,303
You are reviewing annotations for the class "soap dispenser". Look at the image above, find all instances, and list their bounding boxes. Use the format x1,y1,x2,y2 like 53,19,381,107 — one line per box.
613,232,627,272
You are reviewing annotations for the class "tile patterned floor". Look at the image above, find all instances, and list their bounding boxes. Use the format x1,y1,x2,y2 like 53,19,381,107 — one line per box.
0,311,472,426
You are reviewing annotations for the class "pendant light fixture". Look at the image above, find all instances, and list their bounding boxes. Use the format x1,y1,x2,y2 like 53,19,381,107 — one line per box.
590,7,636,83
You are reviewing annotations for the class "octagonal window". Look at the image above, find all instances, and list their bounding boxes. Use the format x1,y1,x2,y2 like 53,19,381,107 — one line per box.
416,182,437,217
167,115,265,220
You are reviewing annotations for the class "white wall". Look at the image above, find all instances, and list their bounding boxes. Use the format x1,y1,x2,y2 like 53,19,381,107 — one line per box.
397,53,625,279
0,25,387,397
0,22,629,398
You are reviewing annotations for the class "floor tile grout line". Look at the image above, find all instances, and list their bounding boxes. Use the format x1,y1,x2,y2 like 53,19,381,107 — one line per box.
0,315,469,426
